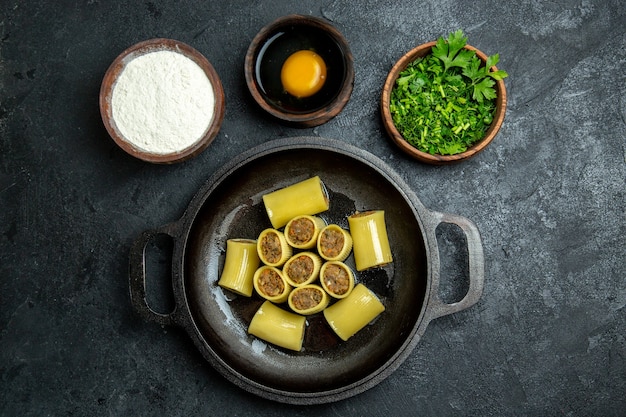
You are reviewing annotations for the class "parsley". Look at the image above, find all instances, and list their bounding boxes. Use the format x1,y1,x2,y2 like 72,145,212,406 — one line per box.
389,30,508,155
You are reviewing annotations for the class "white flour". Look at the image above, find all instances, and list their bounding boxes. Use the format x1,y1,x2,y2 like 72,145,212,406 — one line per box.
111,49,215,154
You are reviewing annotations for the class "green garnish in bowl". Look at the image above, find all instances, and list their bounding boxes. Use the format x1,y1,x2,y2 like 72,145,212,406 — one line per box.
389,30,508,156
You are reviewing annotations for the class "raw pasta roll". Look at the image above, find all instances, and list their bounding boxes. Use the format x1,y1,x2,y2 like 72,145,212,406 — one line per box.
262,176,330,229
347,210,393,271
282,252,322,287
217,239,260,297
323,283,385,341
253,265,292,303
287,284,329,315
320,261,355,299
257,228,292,267
248,300,306,351
317,224,353,262
284,215,326,249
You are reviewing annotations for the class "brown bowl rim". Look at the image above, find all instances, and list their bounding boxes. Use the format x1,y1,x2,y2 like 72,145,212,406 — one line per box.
99,38,225,164
380,41,507,165
244,14,355,128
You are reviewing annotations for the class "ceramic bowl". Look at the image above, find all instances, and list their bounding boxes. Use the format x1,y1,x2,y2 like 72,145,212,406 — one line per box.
381,41,507,164
100,38,225,164
244,15,354,128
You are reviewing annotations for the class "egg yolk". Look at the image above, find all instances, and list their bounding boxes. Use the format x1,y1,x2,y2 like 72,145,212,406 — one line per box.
280,50,327,98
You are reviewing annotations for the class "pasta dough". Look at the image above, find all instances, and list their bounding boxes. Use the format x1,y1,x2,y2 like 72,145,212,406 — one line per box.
323,283,385,341
262,176,329,229
217,239,260,297
248,300,306,351
347,210,392,271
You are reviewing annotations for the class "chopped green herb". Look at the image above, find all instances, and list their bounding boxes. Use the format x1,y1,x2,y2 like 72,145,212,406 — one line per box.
389,30,508,155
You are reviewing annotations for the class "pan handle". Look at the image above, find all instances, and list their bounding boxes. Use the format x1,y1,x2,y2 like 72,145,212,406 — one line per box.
424,211,485,322
128,222,180,326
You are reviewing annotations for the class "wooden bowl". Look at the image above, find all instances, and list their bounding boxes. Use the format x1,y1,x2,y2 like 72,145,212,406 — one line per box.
100,38,225,164
244,15,354,128
381,41,507,164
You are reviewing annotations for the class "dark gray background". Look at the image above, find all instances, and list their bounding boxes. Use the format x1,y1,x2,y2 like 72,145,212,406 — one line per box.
1,1,624,415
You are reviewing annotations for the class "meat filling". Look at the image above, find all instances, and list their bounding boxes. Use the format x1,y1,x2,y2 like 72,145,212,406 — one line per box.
260,232,282,264
287,218,315,245
286,255,314,284
257,269,284,297
319,229,344,258
323,264,350,295
291,287,323,311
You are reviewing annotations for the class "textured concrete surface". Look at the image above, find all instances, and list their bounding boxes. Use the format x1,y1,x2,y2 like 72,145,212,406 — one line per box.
1,0,624,415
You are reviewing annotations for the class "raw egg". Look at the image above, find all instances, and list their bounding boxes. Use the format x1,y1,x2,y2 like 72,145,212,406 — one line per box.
250,22,350,116
280,50,327,98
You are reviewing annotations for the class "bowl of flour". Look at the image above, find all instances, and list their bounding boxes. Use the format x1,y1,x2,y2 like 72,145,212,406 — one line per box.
100,38,225,163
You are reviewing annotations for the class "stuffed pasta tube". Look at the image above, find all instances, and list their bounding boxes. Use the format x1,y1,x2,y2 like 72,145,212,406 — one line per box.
253,266,292,303
320,261,355,299
317,224,353,262
284,215,326,250
282,252,322,287
257,228,292,267
287,284,329,315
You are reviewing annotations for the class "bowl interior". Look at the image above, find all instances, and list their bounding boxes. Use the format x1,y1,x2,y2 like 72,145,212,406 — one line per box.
183,143,428,400
381,42,506,164
99,38,225,164
244,15,354,127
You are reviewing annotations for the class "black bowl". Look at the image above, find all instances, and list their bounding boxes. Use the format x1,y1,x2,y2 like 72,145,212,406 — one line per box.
244,15,354,127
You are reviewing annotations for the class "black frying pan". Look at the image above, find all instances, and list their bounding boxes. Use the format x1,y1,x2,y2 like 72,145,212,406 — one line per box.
129,137,484,404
